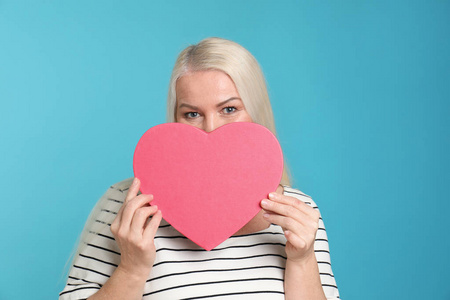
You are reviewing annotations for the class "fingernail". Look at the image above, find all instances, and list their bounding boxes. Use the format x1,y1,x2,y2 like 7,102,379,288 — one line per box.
269,193,277,200
261,199,269,207
263,213,270,219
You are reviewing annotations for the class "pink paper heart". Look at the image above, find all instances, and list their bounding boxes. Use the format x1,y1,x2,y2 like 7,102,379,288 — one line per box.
133,122,283,250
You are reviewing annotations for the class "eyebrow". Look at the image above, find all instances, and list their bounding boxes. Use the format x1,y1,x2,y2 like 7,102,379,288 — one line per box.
178,97,242,110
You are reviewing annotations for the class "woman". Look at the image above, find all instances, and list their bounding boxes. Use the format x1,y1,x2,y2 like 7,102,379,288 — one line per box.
60,37,340,299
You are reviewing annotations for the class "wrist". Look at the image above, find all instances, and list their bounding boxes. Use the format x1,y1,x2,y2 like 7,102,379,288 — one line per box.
286,251,317,268
116,264,151,283
284,253,326,300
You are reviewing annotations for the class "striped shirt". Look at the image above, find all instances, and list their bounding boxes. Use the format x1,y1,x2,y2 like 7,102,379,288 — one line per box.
60,178,340,299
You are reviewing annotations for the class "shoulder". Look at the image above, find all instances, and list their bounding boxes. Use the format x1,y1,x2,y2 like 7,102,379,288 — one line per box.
101,177,134,203
282,185,319,209
110,177,134,192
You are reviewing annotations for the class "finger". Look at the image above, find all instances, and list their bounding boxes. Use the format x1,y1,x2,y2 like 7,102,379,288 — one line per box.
120,194,154,230
262,200,320,236
113,178,141,230
111,198,131,234
263,212,302,234
261,198,307,224
266,194,320,222
130,205,159,235
264,212,317,247
268,192,312,212
263,207,319,240
125,177,141,203
143,210,162,242
113,198,127,227
265,200,320,232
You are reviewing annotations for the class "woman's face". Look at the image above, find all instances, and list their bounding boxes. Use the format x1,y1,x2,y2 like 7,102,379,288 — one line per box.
175,70,253,132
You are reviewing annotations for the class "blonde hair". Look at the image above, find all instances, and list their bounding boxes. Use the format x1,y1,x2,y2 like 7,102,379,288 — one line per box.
63,38,293,280
167,37,291,185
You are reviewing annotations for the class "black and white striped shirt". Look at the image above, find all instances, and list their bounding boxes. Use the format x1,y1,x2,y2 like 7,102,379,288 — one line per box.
60,178,340,299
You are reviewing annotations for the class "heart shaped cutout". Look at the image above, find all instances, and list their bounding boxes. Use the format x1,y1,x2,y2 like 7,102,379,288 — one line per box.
133,122,283,250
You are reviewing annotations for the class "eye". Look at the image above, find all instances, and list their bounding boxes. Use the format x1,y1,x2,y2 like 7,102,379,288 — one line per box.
223,106,237,114
185,112,199,119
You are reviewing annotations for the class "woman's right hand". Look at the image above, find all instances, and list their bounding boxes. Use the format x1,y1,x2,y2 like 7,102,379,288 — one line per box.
110,177,162,280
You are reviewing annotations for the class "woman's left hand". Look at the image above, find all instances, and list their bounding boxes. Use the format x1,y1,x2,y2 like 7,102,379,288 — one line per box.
261,192,321,263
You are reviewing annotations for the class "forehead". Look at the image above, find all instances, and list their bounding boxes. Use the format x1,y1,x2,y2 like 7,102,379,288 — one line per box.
176,70,239,102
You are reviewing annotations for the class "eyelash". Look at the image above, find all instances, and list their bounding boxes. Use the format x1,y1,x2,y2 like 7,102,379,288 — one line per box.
183,106,237,119
223,106,237,114
184,112,199,118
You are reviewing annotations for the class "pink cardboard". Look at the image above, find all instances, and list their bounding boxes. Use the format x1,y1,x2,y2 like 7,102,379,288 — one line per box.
133,122,283,250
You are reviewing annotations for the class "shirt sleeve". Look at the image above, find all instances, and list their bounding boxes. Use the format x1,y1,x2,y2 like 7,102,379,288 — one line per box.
59,179,131,299
283,186,341,299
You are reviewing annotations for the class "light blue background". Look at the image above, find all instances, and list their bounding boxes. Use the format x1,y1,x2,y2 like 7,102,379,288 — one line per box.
1,1,449,299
